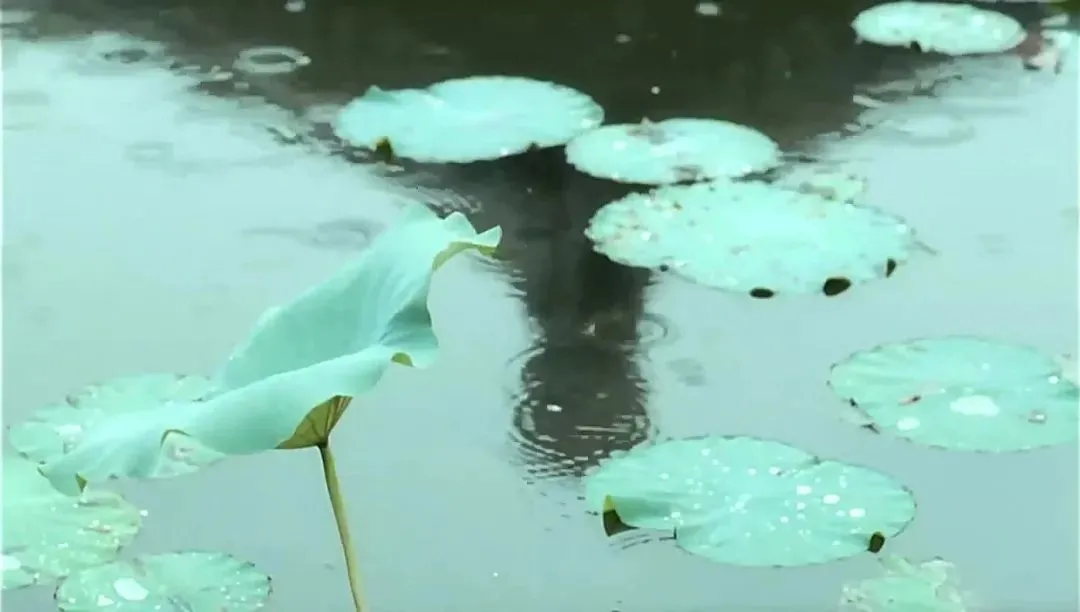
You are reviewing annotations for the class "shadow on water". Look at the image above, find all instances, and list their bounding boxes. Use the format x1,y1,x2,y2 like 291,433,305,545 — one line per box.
3,0,1077,610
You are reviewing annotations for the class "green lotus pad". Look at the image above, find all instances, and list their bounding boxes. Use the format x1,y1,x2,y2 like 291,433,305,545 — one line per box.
334,76,604,163
584,436,917,567
37,205,502,495
565,118,780,185
829,336,1079,452
853,2,1025,56
840,556,974,611
8,374,226,479
55,551,271,611
3,455,141,590
584,180,921,296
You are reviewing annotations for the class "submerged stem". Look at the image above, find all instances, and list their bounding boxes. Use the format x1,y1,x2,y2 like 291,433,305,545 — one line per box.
319,442,367,612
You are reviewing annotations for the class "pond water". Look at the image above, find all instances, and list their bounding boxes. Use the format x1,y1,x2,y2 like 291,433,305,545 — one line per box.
2,0,1077,610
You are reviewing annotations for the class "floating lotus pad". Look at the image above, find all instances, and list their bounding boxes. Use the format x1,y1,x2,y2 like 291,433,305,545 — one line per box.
584,436,916,567
334,76,604,163
853,2,1025,56
565,118,781,185
56,551,271,611
585,181,920,296
853,98,976,147
8,374,227,480
840,556,973,611
3,455,141,590
828,336,1079,452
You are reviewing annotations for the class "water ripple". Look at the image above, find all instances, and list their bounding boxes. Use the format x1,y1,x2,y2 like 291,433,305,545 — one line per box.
504,340,657,483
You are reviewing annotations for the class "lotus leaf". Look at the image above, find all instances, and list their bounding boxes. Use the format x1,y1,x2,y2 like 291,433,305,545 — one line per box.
55,551,271,611
565,118,780,185
585,180,921,296
840,556,973,611
828,336,1079,452
334,76,604,163
584,436,917,567
38,205,502,495
853,2,1025,55
3,455,141,590
9,374,225,479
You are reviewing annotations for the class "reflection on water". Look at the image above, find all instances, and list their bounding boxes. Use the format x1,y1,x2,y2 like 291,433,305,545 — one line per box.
243,217,383,252
507,339,653,482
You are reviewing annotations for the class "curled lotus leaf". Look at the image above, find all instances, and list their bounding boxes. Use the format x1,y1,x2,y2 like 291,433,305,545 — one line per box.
39,205,502,495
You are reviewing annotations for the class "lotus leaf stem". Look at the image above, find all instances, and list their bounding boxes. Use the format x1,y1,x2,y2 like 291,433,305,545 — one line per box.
319,442,367,611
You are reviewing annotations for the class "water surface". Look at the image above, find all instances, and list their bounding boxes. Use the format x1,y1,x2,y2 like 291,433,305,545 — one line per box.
3,1,1077,610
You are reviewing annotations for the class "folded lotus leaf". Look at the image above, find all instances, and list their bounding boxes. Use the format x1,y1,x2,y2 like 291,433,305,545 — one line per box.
40,205,501,495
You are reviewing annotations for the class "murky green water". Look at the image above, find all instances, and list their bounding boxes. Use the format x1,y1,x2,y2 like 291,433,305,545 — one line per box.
3,1,1077,610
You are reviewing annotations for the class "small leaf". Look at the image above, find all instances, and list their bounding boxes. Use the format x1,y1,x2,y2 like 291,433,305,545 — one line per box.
829,336,1080,452
3,455,141,590
868,531,886,553
55,551,270,611
8,374,224,479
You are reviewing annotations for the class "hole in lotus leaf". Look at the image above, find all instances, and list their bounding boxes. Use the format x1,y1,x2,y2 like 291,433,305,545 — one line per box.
749,287,775,299
885,258,898,277
334,76,604,163
840,556,975,611
7,374,227,479
852,2,1026,56
823,276,853,296
868,531,886,553
233,45,310,75
54,551,271,611
566,118,781,185
584,436,917,567
2,456,142,590
828,336,1080,452
585,181,922,295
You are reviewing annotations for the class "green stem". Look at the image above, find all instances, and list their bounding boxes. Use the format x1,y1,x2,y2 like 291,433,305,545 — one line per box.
319,442,367,612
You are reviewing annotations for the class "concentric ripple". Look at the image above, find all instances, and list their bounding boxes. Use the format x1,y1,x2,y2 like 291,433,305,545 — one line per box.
505,342,657,482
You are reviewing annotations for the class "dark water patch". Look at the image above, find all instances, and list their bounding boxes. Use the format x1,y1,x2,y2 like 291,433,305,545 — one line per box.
505,340,656,483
